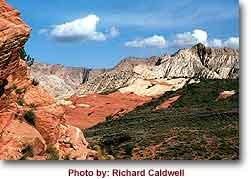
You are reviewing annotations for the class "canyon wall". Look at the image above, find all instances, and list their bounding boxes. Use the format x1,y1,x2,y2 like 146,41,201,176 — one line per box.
0,0,94,160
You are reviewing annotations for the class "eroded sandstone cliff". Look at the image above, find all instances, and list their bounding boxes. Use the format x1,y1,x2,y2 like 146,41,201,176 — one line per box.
0,0,94,160
0,0,31,80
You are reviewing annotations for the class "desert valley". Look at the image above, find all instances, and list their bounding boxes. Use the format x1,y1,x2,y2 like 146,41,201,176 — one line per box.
0,0,239,160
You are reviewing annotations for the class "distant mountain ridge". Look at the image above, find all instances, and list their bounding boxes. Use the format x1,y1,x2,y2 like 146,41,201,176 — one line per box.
31,62,105,99
31,43,239,98
78,43,239,95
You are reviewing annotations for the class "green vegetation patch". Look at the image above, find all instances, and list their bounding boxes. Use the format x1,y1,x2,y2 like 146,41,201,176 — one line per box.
86,79,239,160
24,110,36,126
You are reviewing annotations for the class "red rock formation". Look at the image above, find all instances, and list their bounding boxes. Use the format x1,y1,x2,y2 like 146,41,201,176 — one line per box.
0,119,46,160
64,92,152,129
0,0,93,160
0,0,31,80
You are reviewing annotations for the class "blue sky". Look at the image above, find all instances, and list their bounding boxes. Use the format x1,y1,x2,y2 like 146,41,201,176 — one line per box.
7,0,239,68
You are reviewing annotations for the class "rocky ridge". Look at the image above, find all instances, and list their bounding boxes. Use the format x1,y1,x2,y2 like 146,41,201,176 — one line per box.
78,43,239,96
31,44,239,99
0,0,240,161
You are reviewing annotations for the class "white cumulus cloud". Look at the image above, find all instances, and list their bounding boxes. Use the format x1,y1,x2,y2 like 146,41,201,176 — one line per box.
173,29,239,49
192,29,208,44
208,37,239,48
41,15,119,42
173,29,208,47
223,37,239,49
208,39,223,48
125,35,167,48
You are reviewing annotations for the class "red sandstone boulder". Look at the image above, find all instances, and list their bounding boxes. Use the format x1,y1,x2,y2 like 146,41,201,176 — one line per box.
0,119,46,160
57,124,89,160
24,86,55,106
0,112,14,133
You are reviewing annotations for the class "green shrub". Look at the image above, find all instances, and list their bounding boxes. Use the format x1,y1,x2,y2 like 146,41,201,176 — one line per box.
155,59,162,66
47,145,59,160
32,79,39,86
92,144,114,160
0,79,8,97
15,88,25,94
29,103,36,109
105,115,113,122
17,99,25,106
0,79,8,87
19,48,27,60
19,48,35,66
124,143,134,158
64,154,71,160
24,110,36,126
12,84,17,90
19,145,33,160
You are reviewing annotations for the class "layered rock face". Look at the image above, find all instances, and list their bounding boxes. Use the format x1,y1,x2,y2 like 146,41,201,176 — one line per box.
31,62,90,99
31,62,107,99
79,43,239,96
135,44,240,80
0,0,93,160
78,57,153,95
0,0,31,80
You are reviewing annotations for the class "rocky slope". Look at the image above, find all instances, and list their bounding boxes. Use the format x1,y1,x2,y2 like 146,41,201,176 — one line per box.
134,44,239,80
79,44,239,95
63,92,153,129
31,44,239,100
0,0,94,160
77,57,160,95
31,62,106,99
62,44,239,131
31,62,89,99
86,79,239,160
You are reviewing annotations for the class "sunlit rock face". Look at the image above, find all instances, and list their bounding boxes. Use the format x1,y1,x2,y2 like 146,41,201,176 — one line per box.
31,62,89,99
78,43,239,96
0,0,31,80
136,43,239,80
0,0,93,160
